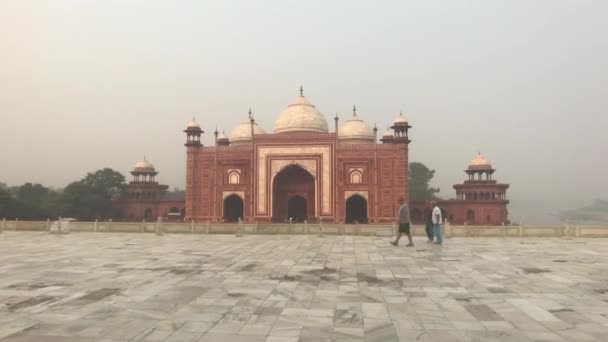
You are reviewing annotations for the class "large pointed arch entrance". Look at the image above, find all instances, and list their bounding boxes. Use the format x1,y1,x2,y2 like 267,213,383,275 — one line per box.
287,195,307,222
345,194,368,224
223,195,244,222
272,164,315,223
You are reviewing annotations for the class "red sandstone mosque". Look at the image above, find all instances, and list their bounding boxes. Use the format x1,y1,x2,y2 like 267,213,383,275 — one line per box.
184,88,411,224
115,88,509,225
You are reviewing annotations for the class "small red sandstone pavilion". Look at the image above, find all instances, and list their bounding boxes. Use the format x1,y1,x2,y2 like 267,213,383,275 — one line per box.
112,158,185,221
411,153,510,226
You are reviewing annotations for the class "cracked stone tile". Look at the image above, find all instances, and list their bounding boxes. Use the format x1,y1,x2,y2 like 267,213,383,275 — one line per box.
0,233,606,341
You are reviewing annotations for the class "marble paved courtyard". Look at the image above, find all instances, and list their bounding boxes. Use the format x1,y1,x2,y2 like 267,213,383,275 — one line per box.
0,232,607,342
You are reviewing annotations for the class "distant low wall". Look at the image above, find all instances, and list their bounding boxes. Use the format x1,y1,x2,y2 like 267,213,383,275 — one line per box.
1,219,607,238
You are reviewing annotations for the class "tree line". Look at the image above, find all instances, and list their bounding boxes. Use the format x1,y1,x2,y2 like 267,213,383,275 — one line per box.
0,168,126,221
1,163,439,221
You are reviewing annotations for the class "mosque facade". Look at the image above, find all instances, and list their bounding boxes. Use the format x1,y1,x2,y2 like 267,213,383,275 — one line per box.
183,88,412,224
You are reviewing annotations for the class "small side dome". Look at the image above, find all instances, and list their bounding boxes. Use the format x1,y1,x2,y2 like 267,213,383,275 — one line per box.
382,129,394,138
231,119,267,144
338,107,374,143
380,129,395,143
133,158,155,173
468,152,493,169
217,130,230,146
217,131,228,141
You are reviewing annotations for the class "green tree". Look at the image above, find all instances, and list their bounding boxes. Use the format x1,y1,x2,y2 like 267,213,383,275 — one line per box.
409,162,440,200
82,168,126,198
0,186,17,219
13,183,53,219
57,168,125,220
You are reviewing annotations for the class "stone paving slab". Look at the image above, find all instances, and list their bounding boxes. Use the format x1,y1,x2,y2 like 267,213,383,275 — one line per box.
0,232,607,341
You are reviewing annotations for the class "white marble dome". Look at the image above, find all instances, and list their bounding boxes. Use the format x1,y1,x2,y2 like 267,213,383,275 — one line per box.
338,113,374,142
133,159,155,173
274,95,328,134
382,129,394,138
394,112,408,124
231,119,267,144
186,117,200,129
469,153,492,169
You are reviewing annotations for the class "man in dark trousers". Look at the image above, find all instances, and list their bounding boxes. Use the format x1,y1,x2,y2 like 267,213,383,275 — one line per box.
423,201,434,243
391,197,414,247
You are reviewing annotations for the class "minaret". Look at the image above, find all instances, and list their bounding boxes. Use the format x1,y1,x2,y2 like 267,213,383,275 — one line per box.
334,113,339,135
390,111,412,204
373,123,378,143
249,108,255,224
184,116,203,222
249,108,255,146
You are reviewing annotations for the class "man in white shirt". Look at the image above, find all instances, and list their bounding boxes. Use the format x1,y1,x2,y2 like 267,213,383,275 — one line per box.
431,200,443,245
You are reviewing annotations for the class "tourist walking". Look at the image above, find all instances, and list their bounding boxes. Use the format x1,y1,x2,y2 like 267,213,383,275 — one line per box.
391,197,414,247
424,201,434,243
431,200,443,244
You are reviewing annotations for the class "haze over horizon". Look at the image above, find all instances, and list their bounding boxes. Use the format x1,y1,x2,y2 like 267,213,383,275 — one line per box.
1,1,607,224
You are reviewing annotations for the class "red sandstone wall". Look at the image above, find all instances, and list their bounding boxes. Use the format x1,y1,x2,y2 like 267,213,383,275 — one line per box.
187,134,410,224
410,200,508,226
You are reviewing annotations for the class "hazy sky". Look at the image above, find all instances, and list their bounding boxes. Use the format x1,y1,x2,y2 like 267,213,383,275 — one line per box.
1,1,607,223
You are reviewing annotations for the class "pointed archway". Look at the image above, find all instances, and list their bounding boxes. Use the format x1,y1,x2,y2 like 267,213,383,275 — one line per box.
345,194,368,224
144,208,153,221
272,164,315,223
288,195,307,222
223,195,244,222
466,209,475,224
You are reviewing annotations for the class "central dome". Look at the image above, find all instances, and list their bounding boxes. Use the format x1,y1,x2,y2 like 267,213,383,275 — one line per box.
274,94,328,134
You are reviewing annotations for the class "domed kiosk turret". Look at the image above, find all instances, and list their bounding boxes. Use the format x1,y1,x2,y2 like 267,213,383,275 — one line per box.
274,87,329,134
131,157,157,183
390,112,411,143
184,117,203,147
338,106,375,143
466,152,495,180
